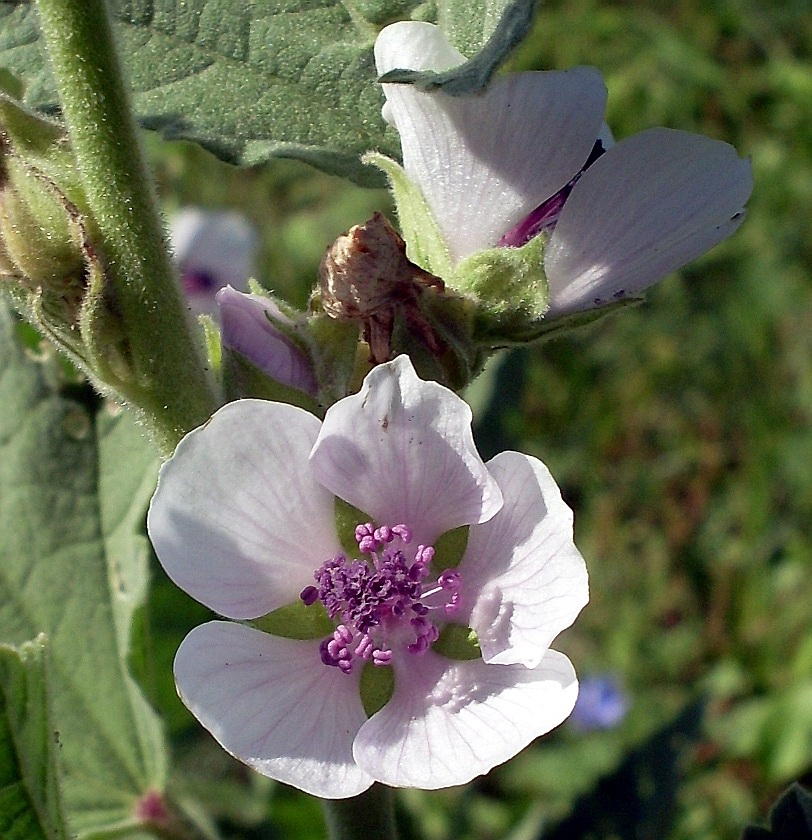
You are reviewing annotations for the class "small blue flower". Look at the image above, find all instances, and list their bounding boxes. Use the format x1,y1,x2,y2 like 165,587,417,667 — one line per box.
570,675,629,731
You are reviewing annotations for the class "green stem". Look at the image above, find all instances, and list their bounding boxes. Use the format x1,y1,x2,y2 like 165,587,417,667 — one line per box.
34,0,218,455
321,785,398,840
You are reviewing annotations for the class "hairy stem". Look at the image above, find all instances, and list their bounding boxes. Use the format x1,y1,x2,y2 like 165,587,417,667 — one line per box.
34,0,218,455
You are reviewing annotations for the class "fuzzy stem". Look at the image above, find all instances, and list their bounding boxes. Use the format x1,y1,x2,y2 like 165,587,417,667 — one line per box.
34,0,218,455
321,785,398,840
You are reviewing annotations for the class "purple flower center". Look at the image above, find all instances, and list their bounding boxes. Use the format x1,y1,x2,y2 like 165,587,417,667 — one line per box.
498,140,606,248
181,267,219,294
300,522,462,673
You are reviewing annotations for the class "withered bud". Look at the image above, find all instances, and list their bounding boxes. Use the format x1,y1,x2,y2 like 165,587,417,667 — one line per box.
319,212,444,364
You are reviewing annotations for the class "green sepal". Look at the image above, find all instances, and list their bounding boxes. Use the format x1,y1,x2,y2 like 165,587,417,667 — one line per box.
475,295,644,347
362,152,452,279
432,526,469,572
433,623,482,661
451,234,550,338
360,662,395,718
221,348,320,413
307,311,365,407
251,600,334,641
199,313,222,373
334,497,374,558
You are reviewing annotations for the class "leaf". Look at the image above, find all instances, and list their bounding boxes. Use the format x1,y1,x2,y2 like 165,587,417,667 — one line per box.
0,0,535,185
382,0,539,95
0,306,167,838
742,784,812,840
0,636,69,840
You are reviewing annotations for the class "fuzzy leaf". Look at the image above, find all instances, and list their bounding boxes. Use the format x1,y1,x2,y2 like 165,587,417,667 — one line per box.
0,636,69,840
0,0,535,184
0,305,167,837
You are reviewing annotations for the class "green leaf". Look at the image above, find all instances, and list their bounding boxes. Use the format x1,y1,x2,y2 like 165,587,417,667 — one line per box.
0,636,69,840
382,0,539,95
0,0,535,185
0,304,168,837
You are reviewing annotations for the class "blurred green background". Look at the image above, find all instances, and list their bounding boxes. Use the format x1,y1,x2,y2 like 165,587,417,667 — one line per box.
141,0,812,837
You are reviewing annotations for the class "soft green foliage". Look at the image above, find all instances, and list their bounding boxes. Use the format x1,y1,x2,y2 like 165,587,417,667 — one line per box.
0,636,68,840
0,0,531,186
0,305,167,837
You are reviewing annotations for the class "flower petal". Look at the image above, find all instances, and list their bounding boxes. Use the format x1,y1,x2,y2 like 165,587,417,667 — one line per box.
354,649,578,788
544,127,753,315
375,21,467,128
379,49,607,260
463,451,588,667
148,400,340,619
217,286,317,395
309,356,502,544
175,622,373,798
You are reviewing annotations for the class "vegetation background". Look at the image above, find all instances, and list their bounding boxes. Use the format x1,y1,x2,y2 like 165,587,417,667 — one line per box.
141,0,812,837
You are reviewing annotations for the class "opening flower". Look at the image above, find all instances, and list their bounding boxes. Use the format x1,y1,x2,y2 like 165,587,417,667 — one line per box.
373,22,753,318
217,285,318,398
147,356,588,798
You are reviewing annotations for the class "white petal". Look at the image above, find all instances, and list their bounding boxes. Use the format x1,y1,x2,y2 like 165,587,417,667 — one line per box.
375,21,468,127
463,452,588,667
375,22,467,75
310,356,502,545
175,622,373,798
148,400,340,619
381,67,607,261
354,649,578,788
545,127,753,315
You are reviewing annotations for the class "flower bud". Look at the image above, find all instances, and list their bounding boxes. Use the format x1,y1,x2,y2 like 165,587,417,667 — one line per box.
318,211,445,365
217,285,318,406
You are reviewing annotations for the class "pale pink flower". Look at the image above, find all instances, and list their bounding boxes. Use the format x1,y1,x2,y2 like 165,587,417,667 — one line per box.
147,357,588,797
375,22,753,316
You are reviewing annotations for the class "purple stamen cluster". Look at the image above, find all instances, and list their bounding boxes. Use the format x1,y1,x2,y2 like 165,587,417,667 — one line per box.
300,521,462,673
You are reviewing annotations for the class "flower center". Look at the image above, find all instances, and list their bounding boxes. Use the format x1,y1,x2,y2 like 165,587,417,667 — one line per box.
300,522,462,673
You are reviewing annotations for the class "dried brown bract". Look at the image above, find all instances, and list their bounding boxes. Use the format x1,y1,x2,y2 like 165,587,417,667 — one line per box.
319,212,444,364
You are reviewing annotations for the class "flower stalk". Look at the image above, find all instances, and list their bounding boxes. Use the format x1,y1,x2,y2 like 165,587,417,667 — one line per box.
321,785,398,840
34,0,218,454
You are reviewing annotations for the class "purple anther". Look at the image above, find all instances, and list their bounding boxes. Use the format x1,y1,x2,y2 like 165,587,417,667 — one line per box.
444,592,462,614
356,634,375,659
414,545,435,566
372,649,393,666
408,635,430,654
374,525,394,544
300,585,319,606
392,524,412,543
439,570,461,591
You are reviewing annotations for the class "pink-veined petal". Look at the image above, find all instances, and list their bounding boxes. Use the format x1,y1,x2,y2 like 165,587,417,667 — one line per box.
175,622,373,798
310,356,502,545
544,127,753,315
354,649,577,788
379,58,607,260
148,400,340,619
463,451,588,667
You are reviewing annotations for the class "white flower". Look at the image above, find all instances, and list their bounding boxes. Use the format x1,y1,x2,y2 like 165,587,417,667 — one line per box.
375,22,753,316
147,357,588,797
170,208,258,316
